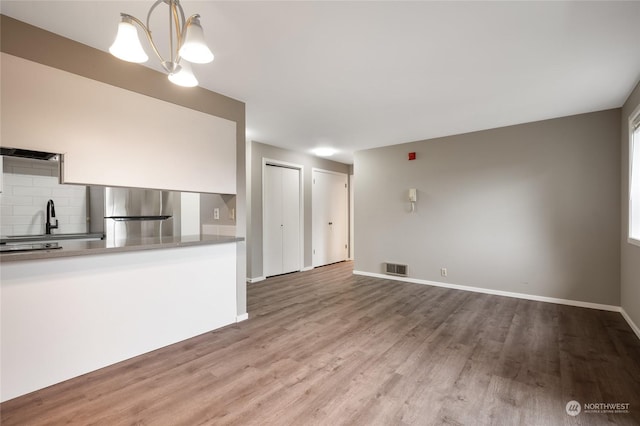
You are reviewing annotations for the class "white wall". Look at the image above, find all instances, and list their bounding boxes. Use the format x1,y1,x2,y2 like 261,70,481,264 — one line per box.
1,53,236,194
1,157,87,236
355,109,621,306
1,243,237,402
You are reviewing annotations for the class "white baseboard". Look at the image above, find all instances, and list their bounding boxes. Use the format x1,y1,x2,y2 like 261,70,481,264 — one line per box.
301,266,314,272
236,313,249,322
621,308,640,340
247,276,265,284
352,270,621,313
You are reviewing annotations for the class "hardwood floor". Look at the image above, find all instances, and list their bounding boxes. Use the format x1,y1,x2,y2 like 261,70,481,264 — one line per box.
2,261,639,425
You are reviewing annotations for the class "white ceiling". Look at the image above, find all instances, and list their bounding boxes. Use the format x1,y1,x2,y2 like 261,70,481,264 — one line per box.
2,1,640,164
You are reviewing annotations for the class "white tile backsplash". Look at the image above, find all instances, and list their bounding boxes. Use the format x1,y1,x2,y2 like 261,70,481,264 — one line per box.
68,215,87,225
52,186,85,197
3,156,58,177
12,186,52,197
13,205,44,216
1,215,40,225
10,166,53,177
32,176,59,187
1,170,87,237
4,174,33,186
0,195,34,206
0,205,12,217
9,225,37,235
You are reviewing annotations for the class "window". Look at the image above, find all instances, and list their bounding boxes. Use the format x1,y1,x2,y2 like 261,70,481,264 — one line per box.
630,107,640,245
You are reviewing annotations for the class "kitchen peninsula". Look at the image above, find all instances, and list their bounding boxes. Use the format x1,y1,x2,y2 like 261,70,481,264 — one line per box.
1,233,243,402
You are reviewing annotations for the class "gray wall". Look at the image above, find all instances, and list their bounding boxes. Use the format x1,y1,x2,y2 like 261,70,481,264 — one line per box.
354,109,621,306
621,80,640,329
248,141,350,280
201,194,236,226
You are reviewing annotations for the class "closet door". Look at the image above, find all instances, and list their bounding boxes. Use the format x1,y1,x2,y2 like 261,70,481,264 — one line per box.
327,172,348,263
312,170,348,267
281,167,301,274
264,165,284,277
264,165,301,277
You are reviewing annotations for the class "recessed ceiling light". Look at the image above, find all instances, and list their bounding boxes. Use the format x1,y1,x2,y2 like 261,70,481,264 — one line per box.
312,147,337,157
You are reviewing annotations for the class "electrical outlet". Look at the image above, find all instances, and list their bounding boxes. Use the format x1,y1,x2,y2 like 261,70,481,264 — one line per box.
214,208,220,220
440,268,447,277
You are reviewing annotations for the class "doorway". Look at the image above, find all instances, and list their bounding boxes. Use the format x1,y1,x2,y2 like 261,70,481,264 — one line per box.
312,169,348,267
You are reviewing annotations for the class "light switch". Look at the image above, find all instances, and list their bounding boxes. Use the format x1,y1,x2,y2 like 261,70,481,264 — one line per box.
214,208,220,220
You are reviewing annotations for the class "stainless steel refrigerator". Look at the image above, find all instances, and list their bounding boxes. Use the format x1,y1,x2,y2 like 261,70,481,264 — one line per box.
103,187,175,244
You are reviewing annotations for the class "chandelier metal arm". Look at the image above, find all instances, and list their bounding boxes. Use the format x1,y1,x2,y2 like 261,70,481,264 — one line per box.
170,2,184,64
144,0,187,68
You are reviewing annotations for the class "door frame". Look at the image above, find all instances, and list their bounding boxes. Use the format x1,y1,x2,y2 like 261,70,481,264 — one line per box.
312,168,349,267
262,158,304,277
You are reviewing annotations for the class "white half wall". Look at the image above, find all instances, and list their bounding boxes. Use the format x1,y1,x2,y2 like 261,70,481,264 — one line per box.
0,243,237,402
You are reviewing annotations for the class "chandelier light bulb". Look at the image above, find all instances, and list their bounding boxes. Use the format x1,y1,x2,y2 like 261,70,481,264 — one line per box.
179,16,214,64
109,18,149,63
168,61,198,87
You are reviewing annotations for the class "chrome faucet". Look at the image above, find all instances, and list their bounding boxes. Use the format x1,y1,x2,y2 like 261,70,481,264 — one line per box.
46,199,58,234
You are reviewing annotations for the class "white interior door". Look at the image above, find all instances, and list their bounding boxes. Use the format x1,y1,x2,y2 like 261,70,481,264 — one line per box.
312,171,328,267
264,164,301,277
281,167,301,273
264,165,283,277
313,170,348,267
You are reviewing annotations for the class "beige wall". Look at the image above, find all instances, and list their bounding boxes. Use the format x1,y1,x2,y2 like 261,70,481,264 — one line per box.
0,15,248,315
354,109,621,306
621,80,640,331
248,141,350,280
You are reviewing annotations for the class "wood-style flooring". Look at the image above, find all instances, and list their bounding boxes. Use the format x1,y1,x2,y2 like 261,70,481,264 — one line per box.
2,261,639,425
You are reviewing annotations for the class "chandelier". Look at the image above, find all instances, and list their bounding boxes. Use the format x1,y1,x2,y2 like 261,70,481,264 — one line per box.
109,0,214,87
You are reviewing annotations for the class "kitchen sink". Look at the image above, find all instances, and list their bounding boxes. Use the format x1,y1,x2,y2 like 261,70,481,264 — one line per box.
0,242,62,253
2,234,49,239
0,233,104,244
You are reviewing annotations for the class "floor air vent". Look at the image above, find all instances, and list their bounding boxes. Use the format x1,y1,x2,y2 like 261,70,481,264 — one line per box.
385,262,408,277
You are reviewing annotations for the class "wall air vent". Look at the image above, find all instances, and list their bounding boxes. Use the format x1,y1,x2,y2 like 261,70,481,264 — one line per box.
384,262,408,277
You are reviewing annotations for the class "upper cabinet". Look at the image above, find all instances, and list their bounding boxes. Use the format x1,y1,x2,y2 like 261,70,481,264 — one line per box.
0,53,236,194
